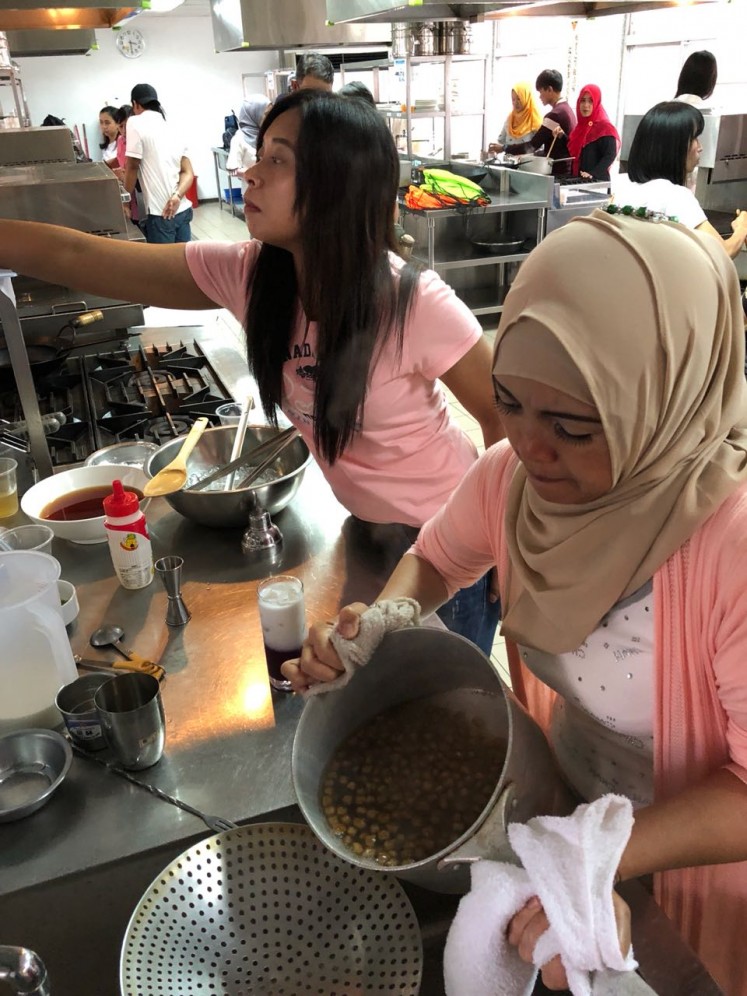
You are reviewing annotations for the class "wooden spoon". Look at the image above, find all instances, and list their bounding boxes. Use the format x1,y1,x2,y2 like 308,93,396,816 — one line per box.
143,417,209,497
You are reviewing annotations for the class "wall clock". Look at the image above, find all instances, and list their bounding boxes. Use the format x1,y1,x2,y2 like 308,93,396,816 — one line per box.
116,28,146,59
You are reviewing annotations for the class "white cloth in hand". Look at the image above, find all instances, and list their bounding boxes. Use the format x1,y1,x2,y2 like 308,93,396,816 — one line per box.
444,794,638,996
303,597,421,697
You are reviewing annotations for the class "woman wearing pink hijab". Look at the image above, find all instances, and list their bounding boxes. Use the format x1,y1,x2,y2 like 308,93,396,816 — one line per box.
567,84,620,181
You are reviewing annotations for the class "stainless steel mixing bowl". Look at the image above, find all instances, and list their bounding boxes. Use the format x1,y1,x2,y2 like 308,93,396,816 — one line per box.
0,729,72,822
145,425,311,528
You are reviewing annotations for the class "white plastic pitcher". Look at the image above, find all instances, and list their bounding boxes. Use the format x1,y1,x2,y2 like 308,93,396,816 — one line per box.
0,551,77,735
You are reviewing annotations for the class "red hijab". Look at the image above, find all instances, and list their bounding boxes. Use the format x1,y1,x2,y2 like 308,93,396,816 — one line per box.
567,84,620,175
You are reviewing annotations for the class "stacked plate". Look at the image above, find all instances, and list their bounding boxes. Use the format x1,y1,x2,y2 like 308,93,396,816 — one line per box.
414,98,441,111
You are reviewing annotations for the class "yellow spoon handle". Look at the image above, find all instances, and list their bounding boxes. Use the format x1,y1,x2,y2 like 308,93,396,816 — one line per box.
177,416,209,465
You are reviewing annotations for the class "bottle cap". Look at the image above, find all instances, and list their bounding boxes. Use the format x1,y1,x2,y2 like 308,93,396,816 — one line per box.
103,479,139,517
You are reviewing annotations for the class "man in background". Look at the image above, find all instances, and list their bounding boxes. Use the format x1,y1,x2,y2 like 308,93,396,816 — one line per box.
531,69,576,176
291,53,334,92
123,83,194,244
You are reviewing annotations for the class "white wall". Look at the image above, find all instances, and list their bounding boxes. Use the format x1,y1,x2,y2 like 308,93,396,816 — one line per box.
13,15,279,199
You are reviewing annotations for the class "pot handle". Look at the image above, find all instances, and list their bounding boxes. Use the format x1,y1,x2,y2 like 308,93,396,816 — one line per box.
437,781,520,871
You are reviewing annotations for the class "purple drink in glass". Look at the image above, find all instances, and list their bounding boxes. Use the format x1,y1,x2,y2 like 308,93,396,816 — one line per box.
257,575,306,692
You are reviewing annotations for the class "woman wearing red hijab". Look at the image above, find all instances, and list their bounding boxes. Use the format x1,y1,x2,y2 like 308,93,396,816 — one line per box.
567,84,620,181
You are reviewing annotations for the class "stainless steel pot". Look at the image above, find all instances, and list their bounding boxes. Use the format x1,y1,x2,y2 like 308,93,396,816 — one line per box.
517,155,574,175
293,628,574,893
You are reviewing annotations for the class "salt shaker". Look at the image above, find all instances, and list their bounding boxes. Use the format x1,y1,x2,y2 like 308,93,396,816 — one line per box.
103,479,154,590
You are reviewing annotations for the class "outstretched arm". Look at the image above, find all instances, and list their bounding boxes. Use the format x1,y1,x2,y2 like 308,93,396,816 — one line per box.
0,219,216,310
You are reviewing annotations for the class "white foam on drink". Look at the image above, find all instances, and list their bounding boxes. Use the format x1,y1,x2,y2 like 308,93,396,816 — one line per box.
258,579,306,652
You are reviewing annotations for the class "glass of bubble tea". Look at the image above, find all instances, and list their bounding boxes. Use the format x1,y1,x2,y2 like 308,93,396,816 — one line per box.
257,575,307,692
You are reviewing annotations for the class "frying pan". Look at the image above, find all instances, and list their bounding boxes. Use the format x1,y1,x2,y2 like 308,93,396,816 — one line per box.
0,331,75,388
448,161,488,185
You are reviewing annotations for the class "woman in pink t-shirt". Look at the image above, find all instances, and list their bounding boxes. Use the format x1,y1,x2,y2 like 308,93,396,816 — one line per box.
0,89,503,654
287,213,747,992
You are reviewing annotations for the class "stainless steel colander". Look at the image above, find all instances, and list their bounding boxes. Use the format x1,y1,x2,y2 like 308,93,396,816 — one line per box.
120,822,423,996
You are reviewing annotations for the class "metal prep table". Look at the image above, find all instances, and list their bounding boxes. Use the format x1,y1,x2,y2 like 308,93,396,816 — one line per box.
212,146,245,220
0,326,723,996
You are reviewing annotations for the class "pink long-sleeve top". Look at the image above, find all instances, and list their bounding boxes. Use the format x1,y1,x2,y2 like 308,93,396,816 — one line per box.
414,440,747,993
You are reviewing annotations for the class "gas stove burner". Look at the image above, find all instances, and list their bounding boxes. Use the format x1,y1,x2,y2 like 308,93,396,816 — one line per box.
12,337,236,468
130,369,170,390
144,416,192,444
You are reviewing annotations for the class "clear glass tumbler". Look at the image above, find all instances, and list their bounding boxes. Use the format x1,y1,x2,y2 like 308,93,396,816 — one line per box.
257,575,306,692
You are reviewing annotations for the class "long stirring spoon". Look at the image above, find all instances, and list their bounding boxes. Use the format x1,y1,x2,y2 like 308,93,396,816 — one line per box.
225,396,253,492
143,416,208,497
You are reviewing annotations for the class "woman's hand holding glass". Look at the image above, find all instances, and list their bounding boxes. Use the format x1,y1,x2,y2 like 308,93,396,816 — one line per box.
281,602,368,692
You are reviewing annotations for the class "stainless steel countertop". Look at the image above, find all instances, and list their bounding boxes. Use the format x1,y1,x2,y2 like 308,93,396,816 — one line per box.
1,325,390,898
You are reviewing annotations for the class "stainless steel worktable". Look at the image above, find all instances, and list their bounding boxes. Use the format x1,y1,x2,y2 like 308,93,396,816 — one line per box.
0,325,396,898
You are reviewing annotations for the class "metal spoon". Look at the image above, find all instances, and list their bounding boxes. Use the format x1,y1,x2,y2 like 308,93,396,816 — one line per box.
89,625,163,678
89,624,131,661
143,416,209,497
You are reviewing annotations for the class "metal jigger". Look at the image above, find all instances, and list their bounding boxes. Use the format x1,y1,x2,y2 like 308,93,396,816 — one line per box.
154,556,191,627
241,502,283,563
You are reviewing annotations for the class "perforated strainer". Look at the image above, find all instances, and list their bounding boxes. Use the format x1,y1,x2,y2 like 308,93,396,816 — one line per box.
120,822,423,996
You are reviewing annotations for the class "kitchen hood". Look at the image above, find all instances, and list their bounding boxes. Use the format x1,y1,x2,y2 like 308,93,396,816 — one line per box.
0,0,140,31
6,27,96,53
327,0,719,22
211,0,391,53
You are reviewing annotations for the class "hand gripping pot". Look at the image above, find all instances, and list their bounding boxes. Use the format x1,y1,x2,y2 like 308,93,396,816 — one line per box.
292,628,575,893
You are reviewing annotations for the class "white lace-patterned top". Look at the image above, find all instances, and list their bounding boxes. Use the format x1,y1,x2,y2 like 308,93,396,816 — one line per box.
518,581,654,807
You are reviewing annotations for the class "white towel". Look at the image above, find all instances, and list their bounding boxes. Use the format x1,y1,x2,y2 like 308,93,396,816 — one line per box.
444,795,639,996
302,597,421,697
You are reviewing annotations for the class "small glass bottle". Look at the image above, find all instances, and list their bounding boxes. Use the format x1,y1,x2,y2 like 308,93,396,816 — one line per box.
103,479,154,590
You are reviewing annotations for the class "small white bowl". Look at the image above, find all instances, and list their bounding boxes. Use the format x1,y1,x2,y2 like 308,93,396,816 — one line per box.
21,465,149,545
57,579,79,626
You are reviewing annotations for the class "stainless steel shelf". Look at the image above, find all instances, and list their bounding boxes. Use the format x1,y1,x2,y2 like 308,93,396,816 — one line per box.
399,193,549,218
388,54,488,161
458,284,513,315
416,250,532,270
384,109,446,119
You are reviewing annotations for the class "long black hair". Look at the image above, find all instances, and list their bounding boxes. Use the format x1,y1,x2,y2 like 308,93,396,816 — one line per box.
627,101,704,187
245,89,420,464
99,105,118,150
675,50,718,101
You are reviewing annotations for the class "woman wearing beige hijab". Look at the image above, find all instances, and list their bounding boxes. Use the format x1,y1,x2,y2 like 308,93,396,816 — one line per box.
285,209,747,992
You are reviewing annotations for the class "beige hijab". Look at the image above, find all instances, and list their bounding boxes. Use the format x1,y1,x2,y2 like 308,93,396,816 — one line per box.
494,209,747,654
